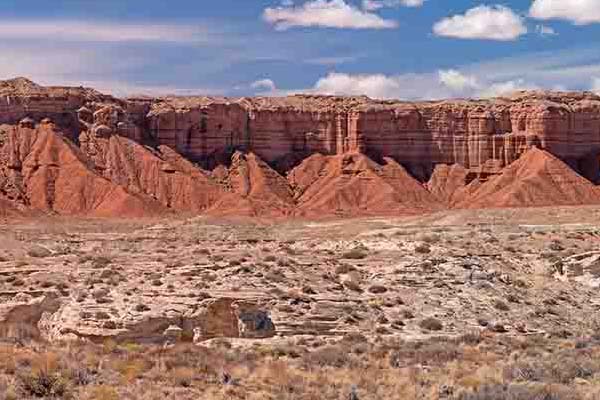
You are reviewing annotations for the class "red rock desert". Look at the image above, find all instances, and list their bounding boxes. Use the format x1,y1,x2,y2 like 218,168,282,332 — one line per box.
4,0,600,399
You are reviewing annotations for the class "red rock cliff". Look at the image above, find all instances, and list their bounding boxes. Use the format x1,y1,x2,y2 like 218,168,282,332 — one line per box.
3,78,600,177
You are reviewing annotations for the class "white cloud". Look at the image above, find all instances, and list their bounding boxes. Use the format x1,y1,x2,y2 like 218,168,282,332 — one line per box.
285,47,600,100
536,24,557,36
263,0,398,30
530,0,600,25
305,71,538,100
362,0,425,11
251,79,277,92
438,69,480,92
433,5,527,41
0,19,211,43
478,79,539,98
249,79,292,96
311,72,403,98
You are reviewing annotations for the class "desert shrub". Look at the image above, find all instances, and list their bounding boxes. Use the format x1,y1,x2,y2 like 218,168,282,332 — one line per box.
419,234,440,244
86,385,119,400
268,345,304,359
342,248,368,260
134,304,150,312
456,330,483,346
111,358,148,383
458,384,580,400
506,350,599,385
390,339,461,367
169,367,195,387
343,272,363,292
303,345,354,368
419,317,443,331
277,257,293,267
2,387,18,400
494,299,510,311
19,353,70,398
90,256,113,269
368,284,388,294
414,244,431,254
335,263,356,274
27,246,52,258
265,269,286,282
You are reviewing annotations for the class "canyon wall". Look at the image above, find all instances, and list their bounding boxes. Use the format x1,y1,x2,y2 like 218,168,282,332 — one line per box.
144,93,600,181
2,78,600,182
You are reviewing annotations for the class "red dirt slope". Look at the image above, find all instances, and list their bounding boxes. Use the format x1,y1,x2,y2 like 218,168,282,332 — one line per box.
0,125,164,217
80,133,224,213
208,152,295,217
427,164,472,205
288,153,441,217
458,147,600,208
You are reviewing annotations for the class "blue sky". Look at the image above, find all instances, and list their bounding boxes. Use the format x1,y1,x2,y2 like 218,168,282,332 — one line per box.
1,0,600,99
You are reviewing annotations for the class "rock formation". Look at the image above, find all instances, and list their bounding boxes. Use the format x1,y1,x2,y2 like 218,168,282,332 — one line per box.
2,77,600,217
457,147,600,209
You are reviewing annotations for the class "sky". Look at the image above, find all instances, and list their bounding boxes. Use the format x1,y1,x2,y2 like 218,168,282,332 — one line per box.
1,0,600,99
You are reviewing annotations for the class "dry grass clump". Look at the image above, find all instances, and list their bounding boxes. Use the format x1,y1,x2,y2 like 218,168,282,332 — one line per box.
2,334,600,399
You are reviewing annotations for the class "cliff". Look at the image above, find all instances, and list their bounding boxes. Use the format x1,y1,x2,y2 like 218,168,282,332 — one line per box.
1,77,600,217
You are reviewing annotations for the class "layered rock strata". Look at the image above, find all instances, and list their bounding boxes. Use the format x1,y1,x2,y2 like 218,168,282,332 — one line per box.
2,77,600,216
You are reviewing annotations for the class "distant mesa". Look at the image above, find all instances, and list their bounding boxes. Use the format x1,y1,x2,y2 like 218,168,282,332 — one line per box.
1,77,600,218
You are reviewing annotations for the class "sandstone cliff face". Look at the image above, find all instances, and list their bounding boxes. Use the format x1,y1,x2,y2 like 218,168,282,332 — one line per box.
3,78,600,181
144,92,600,183
146,98,248,166
2,78,600,217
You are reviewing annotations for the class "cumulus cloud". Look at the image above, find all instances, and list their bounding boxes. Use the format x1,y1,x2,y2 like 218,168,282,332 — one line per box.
251,78,277,92
433,5,527,41
530,0,600,25
249,78,294,96
311,73,403,98
478,79,539,98
362,0,425,11
263,0,398,30
438,69,480,92
437,70,537,98
295,71,540,100
0,19,211,43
